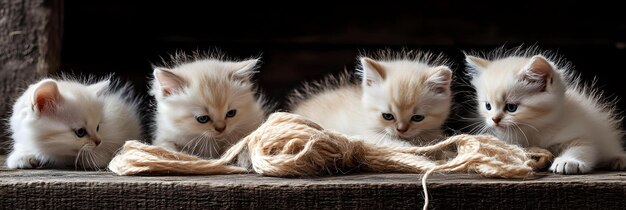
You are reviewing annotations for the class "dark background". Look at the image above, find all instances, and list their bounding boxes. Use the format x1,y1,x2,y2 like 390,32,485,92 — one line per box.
59,2,626,134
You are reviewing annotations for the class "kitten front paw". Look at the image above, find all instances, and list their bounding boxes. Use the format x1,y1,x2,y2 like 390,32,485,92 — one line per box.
6,153,41,169
549,157,592,174
609,156,626,170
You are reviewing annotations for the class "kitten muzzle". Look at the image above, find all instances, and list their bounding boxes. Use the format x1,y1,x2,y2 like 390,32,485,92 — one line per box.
90,138,101,146
492,117,502,125
396,123,409,133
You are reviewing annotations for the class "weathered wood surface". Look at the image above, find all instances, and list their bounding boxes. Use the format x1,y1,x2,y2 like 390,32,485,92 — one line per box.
1,156,625,209
0,0,63,154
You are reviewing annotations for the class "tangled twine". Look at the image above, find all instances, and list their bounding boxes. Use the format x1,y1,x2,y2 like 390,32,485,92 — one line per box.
108,112,553,209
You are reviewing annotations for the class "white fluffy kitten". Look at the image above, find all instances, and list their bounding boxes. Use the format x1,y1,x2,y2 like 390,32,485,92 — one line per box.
6,77,143,169
151,53,266,161
466,47,626,174
290,50,453,147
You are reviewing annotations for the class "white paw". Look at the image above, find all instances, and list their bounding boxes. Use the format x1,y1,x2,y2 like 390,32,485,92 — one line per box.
6,153,41,169
549,157,592,174
609,156,626,170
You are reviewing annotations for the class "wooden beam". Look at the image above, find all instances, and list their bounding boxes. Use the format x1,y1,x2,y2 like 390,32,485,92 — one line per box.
0,0,62,154
1,155,625,209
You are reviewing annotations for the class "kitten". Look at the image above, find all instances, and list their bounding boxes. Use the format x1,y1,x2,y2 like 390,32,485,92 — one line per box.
6,77,143,169
466,47,626,174
151,52,266,163
290,50,453,147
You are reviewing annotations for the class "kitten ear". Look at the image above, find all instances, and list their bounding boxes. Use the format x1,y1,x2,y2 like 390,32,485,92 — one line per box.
154,68,187,96
427,66,453,94
231,59,259,82
32,79,62,114
465,55,490,76
360,57,386,86
520,55,554,92
88,79,110,96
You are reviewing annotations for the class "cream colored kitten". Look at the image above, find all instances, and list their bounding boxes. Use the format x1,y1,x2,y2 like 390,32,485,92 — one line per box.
290,50,453,147
151,52,266,163
466,47,626,174
6,77,143,169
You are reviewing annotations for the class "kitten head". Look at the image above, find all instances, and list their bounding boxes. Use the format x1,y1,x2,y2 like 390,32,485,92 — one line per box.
466,54,567,133
151,57,264,140
28,78,110,154
359,52,453,140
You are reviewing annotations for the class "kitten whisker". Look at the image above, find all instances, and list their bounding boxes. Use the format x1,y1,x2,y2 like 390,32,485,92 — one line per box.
98,143,118,155
371,130,390,146
414,135,427,145
204,135,212,158
506,126,517,145
91,148,109,163
77,146,94,171
80,149,91,170
191,136,204,157
515,122,540,133
181,135,198,152
512,122,530,147
507,127,514,144
458,121,485,133
201,132,213,158
468,122,489,135
185,133,207,157
88,151,98,170
80,151,88,171
210,138,220,158
83,151,93,170
479,125,492,136
75,150,83,170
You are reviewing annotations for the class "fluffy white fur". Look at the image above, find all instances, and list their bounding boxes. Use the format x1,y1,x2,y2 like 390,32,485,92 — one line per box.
290,50,453,147
6,78,143,169
466,47,626,174
151,52,266,164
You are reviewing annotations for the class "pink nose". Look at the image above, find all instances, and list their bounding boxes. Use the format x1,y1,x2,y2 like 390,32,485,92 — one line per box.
215,126,226,133
492,117,502,125
396,127,408,133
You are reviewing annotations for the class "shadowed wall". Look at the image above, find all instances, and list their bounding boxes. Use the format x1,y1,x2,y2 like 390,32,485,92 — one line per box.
2,2,624,152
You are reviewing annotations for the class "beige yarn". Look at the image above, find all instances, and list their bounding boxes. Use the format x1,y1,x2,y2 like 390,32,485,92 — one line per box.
109,112,553,209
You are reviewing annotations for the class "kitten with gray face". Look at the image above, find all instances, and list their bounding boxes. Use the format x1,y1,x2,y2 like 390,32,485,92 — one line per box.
6,78,143,169
151,52,267,162
466,47,626,174
290,50,453,147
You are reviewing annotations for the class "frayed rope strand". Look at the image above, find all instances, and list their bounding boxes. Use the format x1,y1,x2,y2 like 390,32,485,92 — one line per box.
108,112,553,209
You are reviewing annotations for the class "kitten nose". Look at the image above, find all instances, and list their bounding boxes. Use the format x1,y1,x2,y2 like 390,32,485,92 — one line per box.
92,138,101,146
215,126,226,133
396,125,409,133
492,117,502,125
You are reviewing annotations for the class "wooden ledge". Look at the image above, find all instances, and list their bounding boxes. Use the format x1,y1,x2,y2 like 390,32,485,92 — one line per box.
1,156,625,209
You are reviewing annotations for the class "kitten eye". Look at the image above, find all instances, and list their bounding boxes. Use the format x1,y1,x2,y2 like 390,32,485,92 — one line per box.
226,109,237,118
382,113,395,121
74,128,87,138
411,115,425,122
505,104,518,112
196,115,210,124
96,124,100,132
485,102,492,111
